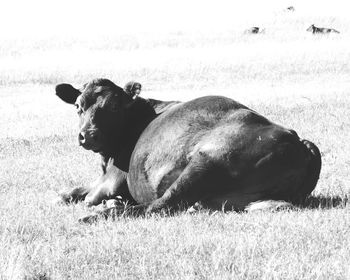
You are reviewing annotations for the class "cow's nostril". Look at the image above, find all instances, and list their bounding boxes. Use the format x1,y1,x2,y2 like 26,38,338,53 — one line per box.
78,132,85,144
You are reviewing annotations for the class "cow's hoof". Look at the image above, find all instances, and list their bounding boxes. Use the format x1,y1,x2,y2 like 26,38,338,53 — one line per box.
79,205,128,223
90,199,119,212
186,202,204,214
84,194,103,207
57,191,76,204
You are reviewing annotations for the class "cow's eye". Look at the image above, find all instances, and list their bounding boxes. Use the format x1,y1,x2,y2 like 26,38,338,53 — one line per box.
75,104,83,114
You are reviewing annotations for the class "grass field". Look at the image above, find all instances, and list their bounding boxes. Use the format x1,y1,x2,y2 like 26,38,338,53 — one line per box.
1,1,350,279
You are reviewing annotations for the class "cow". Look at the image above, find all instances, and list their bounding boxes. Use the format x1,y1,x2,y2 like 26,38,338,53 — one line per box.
306,24,340,34
56,81,180,207
55,78,321,222
244,27,263,34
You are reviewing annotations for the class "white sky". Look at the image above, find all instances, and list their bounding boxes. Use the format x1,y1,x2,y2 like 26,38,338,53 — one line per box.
0,0,348,38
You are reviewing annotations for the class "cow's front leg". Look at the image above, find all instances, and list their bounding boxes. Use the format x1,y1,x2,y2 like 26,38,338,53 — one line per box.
56,175,103,204
79,154,214,222
84,166,129,206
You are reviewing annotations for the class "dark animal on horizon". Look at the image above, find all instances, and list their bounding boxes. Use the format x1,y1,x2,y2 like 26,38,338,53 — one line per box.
286,6,295,12
55,78,321,222
244,27,263,34
306,24,340,34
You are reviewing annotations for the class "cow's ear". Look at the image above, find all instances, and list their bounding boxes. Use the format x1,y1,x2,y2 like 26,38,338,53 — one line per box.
124,81,142,99
55,83,81,104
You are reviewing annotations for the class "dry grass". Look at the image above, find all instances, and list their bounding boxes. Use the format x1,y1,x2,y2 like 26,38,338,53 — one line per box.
1,1,350,279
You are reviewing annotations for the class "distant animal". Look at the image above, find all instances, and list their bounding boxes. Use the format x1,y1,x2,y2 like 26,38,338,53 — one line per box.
244,27,263,34
306,24,340,34
286,6,295,12
55,78,321,222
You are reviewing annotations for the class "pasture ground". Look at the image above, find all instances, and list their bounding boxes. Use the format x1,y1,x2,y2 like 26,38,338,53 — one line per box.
0,1,350,279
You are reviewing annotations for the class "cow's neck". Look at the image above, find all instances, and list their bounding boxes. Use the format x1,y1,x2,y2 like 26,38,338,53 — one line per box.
102,97,157,172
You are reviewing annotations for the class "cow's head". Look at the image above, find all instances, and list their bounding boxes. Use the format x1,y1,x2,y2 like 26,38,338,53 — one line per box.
306,24,315,32
55,79,135,154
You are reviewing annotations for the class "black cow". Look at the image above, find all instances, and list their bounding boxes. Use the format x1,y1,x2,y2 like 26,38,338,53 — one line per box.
56,81,180,207
244,27,263,34
55,78,321,221
306,24,340,34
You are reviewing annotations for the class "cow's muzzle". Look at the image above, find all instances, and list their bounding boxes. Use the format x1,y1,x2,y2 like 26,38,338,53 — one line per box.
78,131,102,152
